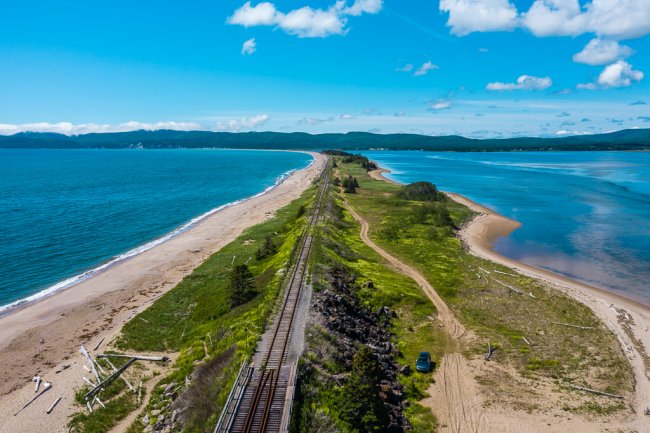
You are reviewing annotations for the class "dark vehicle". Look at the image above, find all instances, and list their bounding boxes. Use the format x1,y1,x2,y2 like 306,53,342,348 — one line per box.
416,351,432,373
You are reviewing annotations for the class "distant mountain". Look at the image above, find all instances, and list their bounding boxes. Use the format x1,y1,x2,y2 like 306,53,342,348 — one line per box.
1,129,650,152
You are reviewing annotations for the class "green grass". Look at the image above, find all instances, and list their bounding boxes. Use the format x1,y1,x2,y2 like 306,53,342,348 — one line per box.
70,181,322,433
335,158,633,405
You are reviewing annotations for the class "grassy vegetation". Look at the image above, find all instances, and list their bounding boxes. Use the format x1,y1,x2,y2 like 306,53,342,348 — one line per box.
69,181,320,433
335,158,634,413
293,168,445,432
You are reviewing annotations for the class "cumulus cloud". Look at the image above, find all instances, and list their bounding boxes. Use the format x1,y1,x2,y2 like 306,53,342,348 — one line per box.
241,38,257,55
0,121,203,136
439,0,518,36
573,39,633,65
340,113,356,119
578,60,644,89
343,0,383,16
413,61,439,76
487,75,553,91
216,114,270,132
228,0,382,38
441,0,650,40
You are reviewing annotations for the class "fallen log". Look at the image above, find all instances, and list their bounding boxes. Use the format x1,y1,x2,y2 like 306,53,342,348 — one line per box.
83,358,136,401
93,338,105,352
98,353,170,362
80,346,101,383
46,397,61,414
104,357,135,392
494,270,518,277
484,342,496,361
494,279,524,295
551,322,594,330
33,375,41,393
568,384,624,399
14,382,52,416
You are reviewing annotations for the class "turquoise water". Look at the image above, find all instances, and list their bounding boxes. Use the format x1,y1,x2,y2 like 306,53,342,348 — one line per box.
0,149,312,311
363,151,650,305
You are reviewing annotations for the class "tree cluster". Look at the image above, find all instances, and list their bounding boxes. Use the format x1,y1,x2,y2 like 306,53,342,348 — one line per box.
342,175,359,193
338,345,390,431
255,235,278,261
228,264,255,308
322,150,378,171
412,202,454,227
397,181,447,202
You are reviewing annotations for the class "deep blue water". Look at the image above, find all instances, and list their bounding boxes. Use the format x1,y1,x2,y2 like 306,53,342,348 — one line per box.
363,151,650,305
0,149,312,311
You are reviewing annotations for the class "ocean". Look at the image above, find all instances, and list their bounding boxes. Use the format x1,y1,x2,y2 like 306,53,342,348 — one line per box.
0,148,312,311
363,151,650,305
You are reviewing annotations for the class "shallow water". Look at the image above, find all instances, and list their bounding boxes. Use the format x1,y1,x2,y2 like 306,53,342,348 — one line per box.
363,151,650,305
0,149,312,310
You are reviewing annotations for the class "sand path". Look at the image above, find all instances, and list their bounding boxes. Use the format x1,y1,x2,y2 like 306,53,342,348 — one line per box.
0,152,326,433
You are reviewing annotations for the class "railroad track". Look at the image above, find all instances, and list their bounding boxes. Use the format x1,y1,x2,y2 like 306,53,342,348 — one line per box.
215,163,330,433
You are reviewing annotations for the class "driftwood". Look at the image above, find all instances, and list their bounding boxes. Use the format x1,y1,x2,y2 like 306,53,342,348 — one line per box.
494,270,518,277
551,322,594,330
104,357,135,392
47,397,62,414
568,384,624,399
79,346,101,383
98,353,170,362
484,342,496,361
528,292,537,299
82,377,96,387
14,382,52,416
478,267,491,274
522,336,532,346
33,375,41,393
93,338,105,351
494,279,524,295
83,358,136,401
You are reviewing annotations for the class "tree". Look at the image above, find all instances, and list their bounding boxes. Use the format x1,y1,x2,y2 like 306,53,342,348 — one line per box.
342,175,358,193
255,235,277,260
338,346,389,432
228,264,255,307
333,176,341,186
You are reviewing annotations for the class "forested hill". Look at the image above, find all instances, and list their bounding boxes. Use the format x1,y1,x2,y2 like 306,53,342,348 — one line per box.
1,128,650,151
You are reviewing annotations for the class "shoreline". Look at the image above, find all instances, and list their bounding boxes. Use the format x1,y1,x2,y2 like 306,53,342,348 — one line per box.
370,166,650,426
0,152,326,433
0,156,309,317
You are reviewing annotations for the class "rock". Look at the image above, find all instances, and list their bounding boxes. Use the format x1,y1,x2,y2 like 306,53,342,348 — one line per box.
399,365,411,375
163,382,177,394
151,409,162,416
142,414,150,425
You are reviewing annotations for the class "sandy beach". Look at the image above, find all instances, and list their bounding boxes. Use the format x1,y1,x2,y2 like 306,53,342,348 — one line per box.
0,152,326,433
370,167,650,431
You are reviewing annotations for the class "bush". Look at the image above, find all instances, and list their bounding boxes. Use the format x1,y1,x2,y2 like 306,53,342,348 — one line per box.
228,264,255,307
397,182,446,202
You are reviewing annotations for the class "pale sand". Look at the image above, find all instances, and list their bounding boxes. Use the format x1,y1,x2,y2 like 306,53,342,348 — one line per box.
0,152,326,433
370,167,650,432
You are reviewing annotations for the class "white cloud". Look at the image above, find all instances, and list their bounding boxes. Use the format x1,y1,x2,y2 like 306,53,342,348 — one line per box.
215,114,271,132
241,38,257,55
441,0,650,40
487,75,553,90
228,2,279,26
439,0,519,36
413,61,439,76
0,121,203,136
343,0,383,16
340,113,356,119
573,38,633,65
297,116,336,126
579,60,644,89
228,0,382,38
429,101,452,110
396,63,414,72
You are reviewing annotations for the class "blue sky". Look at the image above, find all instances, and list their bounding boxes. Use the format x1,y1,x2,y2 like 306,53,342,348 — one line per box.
0,0,649,138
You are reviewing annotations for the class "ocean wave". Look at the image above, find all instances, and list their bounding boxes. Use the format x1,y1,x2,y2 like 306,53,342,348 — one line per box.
0,165,303,315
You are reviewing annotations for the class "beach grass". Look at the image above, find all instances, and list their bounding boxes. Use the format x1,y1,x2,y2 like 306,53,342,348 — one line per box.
69,181,320,433
335,158,634,413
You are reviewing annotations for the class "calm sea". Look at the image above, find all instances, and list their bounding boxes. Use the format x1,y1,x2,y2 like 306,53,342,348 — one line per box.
363,151,650,305
0,149,312,311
